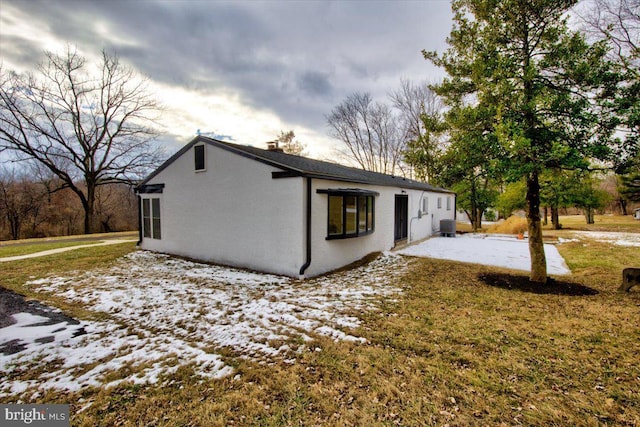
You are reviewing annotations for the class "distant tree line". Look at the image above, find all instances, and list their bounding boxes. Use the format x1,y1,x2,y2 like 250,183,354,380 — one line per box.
0,167,137,240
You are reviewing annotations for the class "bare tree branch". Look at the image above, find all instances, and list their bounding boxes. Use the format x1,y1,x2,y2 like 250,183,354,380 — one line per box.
326,92,405,175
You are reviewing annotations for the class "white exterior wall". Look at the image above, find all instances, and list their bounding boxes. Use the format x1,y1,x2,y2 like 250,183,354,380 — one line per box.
304,179,455,277
140,141,455,278
140,143,305,277
422,192,457,237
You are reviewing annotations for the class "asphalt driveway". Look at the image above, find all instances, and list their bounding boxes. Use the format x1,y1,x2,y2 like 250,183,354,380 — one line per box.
0,287,85,355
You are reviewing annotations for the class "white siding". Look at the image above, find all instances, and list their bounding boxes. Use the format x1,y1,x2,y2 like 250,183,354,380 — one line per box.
140,142,455,278
304,180,453,277
429,193,456,234
141,143,305,277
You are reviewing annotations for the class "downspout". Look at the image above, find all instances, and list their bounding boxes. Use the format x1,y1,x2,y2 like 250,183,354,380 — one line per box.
454,194,457,220
299,177,312,277
136,194,143,246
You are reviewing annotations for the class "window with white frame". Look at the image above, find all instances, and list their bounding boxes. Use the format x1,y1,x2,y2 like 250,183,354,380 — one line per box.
437,197,442,209
446,196,452,211
422,197,429,214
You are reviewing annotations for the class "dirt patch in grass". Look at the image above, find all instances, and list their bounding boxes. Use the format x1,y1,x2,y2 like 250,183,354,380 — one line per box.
479,273,599,296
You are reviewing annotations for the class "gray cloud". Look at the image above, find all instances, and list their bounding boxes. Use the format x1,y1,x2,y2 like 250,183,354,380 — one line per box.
298,71,332,97
1,0,452,139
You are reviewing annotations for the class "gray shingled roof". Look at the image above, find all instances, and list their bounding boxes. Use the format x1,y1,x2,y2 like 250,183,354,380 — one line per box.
141,136,453,194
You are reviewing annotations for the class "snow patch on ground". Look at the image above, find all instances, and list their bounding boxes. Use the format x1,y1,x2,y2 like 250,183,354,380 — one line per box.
568,231,640,247
9,229,634,397
1,251,406,397
397,234,572,275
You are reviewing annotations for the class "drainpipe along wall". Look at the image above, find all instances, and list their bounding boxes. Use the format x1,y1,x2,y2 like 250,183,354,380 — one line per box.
136,194,143,246
299,177,312,277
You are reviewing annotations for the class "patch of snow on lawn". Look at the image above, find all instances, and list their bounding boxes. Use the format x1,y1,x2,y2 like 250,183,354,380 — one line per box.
397,234,571,275
1,251,405,397
568,231,640,247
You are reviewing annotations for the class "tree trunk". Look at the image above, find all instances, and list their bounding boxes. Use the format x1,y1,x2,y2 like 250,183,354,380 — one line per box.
474,208,483,231
83,183,97,234
469,182,479,232
9,214,20,240
526,172,547,284
585,207,595,224
551,207,561,230
543,206,548,226
618,198,627,215
470,209,479,232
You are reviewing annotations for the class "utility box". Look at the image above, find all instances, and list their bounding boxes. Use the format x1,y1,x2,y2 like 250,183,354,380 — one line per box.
440,219,456,237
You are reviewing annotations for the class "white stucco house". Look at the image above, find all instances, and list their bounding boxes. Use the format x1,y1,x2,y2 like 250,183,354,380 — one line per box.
136,136,456,278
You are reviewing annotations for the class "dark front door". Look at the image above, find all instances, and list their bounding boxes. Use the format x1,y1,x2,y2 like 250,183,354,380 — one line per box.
394,195,408,241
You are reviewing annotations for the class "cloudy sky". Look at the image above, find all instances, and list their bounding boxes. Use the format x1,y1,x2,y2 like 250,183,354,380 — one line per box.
0,0,453,159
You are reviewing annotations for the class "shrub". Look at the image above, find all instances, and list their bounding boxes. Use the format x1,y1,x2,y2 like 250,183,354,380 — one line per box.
488,215,528,234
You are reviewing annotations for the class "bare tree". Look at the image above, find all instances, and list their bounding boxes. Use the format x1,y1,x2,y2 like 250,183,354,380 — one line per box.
390,79,443,144
390,79,446,182
326,92,404,174
581,0,640,203
582,0,639,66
94,183,138,233
0,47,163,234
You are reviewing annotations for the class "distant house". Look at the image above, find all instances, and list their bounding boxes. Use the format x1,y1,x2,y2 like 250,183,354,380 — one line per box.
136,136,455,278
634,208,640,220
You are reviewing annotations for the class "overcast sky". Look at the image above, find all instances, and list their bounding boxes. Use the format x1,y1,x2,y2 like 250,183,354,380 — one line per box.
0,0,453,159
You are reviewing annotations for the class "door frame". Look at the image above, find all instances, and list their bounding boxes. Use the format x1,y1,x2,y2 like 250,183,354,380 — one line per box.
394,194,408,242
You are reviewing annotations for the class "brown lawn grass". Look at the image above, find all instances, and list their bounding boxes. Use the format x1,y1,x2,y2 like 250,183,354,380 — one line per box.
1,228,639,426
552,214,640,233
459,214,640,235
0,231,137,246
0,241,136,321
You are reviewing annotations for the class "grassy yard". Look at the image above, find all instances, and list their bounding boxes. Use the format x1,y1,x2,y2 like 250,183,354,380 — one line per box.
0,241,103,258
1,242,137,321
1,224,639,426
552,214,640,233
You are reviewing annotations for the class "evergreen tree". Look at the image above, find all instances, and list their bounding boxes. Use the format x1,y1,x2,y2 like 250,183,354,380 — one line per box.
425,0,619,282
437,104,503,231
